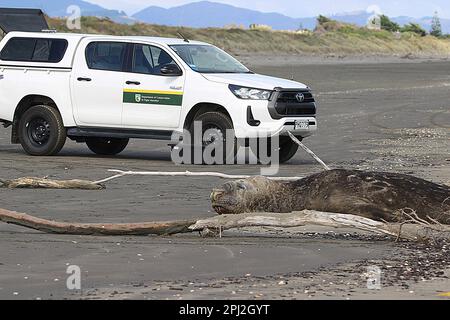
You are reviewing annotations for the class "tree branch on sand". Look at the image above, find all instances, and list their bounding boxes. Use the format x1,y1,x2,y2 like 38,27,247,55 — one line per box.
0,208,448,243
0,208,195,236
0,177,104,190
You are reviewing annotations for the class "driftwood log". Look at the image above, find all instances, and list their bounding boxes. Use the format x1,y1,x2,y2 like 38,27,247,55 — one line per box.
0,208,194,236
190,210,450,242
1,208,449,242
0,177,104,190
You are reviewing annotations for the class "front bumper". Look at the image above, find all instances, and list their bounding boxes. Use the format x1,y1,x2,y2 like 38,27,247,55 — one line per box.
233,91,318,139
234,103,318,138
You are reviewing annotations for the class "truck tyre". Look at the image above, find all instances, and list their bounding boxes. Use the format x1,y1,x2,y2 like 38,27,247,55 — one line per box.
188,111,236,164
18,105,66,156
86,138,129,156
278,136,299,163
255,136,299,164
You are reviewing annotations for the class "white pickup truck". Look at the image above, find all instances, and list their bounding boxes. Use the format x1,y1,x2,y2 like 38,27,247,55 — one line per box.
0,12,317,163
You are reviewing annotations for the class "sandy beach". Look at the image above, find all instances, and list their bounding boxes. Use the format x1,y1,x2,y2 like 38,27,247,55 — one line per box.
0,57,449,300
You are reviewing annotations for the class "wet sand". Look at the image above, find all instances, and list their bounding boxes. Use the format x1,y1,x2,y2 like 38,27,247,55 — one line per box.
0,59,449,300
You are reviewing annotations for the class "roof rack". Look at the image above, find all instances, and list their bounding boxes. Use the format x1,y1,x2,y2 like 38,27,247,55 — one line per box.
0,8,49,34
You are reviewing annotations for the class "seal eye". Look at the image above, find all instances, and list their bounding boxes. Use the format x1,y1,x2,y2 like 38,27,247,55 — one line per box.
237,182,247,190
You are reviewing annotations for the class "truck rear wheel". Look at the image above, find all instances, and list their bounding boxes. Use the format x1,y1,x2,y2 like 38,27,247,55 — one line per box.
18,105,66,156
86,138,129,156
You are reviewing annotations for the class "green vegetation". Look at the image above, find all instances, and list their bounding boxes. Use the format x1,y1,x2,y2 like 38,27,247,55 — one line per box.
9,16,447,58
431,12,443,37
317,15,332,25
401,23,427,36
380,15,401,32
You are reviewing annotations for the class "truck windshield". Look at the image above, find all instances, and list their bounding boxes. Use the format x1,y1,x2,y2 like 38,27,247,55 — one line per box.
170,44,250,74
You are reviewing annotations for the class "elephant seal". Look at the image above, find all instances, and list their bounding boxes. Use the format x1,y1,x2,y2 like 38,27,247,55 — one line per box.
210,169,450,224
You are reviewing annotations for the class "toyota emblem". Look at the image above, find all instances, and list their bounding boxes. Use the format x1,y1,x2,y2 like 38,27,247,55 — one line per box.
295,93,305,102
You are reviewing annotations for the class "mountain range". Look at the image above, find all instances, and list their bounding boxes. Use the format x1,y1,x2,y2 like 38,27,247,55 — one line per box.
0,0,134,24
0,0,448,33
133,2,318,30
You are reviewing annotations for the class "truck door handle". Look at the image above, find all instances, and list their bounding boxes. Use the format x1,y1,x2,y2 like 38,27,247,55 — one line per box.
77,77,92,82
126,81,141,85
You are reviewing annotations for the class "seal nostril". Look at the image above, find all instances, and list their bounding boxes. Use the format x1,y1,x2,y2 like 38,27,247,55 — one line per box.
211,190,224,201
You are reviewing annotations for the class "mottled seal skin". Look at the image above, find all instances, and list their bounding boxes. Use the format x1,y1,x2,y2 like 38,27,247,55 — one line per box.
210,169,450,224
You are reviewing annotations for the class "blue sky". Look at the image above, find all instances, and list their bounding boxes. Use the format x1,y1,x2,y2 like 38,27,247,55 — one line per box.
86,0,450,18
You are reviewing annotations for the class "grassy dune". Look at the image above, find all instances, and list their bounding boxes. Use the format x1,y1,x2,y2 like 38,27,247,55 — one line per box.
7,16,450,58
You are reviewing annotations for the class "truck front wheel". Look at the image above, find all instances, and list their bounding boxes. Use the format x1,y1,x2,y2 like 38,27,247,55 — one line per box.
18,105,66,156
254,136,299,164
277,136,300,163
86,138,129,156
188,111,236,164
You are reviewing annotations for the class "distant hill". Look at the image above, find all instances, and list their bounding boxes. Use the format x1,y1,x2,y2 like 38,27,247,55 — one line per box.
0,0,135,24
329,11,450,34
133,1,317,30
133,1,450,33
0,0,448,33
35,16,450,60
393,15,450,34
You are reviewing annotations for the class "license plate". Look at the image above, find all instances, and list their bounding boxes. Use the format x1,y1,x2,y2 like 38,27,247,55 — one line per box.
294,120,309,130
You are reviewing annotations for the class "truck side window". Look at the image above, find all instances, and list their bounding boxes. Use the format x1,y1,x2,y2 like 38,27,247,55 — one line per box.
0,37,68,63
131,44,176,75
132,44,154,74
86,42,127,72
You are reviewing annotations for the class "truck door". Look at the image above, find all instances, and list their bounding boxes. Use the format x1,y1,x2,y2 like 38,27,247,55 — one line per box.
121,43,185,129
71,40,127,127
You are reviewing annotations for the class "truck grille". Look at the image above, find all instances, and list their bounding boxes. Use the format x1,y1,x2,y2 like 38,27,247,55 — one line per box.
274,91,316,117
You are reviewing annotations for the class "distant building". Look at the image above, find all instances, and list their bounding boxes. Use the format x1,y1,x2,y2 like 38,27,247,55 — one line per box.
224,24,246,29
249,24,272,31
295,29,312,35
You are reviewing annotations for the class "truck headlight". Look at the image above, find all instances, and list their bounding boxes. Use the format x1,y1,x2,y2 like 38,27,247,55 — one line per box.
229,85,272,100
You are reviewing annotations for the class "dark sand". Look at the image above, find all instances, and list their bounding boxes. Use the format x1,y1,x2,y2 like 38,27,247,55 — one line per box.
0,59,449,300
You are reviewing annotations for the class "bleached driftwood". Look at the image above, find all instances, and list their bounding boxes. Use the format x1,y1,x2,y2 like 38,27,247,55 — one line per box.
0,177,104,190
288,132,331,171
189,211,422,241
94,170,304,185
1,208,449,242
191,210,450,242
0,208,194,236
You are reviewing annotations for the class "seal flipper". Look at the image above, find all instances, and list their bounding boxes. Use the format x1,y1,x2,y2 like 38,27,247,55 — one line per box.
314,196,393,222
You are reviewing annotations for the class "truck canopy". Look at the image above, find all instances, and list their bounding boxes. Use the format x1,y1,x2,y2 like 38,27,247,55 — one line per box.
0,8,49,34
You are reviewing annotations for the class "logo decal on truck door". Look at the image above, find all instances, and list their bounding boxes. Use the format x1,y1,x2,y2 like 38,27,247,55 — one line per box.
123,89,183,106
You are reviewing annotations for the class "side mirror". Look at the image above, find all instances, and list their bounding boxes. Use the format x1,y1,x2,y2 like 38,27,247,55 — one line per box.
160,64,183,76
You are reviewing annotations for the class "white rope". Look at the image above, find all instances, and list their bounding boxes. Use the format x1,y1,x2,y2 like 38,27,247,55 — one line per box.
94,170,304,185
288,132,331,171
93,136,330,185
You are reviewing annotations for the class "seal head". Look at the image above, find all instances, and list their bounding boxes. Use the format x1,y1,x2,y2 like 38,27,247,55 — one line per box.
211,176,292,215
